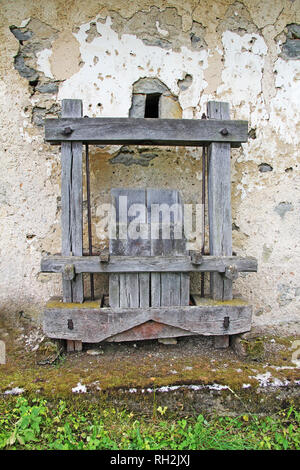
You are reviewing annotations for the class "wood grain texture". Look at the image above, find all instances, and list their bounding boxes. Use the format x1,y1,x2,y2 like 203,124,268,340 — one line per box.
108,188,190,308
43,298,252,343
61,99,84,303
45,117,248,147
107,321,194,342
147,188,189,306
109,188,149,308
207,102,232,302
41,254,258,273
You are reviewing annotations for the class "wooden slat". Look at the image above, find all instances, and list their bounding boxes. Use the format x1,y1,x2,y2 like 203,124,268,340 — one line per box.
139,273,150,308
147,188,189,307
61,99,84,305
151,273,161,307
43,298,252,343
109,189,150,308
180,273,190,305
41,254,258,273
45,117,248,147
109,274,119,307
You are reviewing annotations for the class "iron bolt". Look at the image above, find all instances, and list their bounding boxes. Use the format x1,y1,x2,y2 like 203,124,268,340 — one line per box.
62,127,73,135
220,128,229,136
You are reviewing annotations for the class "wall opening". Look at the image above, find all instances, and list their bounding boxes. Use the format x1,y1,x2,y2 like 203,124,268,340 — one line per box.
144,93,161,118
129,78,182,119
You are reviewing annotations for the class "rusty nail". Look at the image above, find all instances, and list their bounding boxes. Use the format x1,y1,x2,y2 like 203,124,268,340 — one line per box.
62,127,73,135
68,319,74,330
220,128,229,136
223,316,230,329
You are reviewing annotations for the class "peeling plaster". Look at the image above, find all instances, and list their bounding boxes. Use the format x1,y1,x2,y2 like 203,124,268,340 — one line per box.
49,31,81,80
36,49,53,79
217,31,268,118
269,58,300,144
57,17,209,117
1,1,300,331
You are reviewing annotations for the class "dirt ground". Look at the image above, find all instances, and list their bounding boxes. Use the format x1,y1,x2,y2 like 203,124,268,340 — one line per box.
0,314,299,415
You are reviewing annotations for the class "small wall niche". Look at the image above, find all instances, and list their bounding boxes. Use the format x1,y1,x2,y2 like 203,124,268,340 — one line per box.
129,78,182,119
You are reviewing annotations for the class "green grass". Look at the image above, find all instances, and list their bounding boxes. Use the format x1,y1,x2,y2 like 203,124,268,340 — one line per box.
0,397,299,450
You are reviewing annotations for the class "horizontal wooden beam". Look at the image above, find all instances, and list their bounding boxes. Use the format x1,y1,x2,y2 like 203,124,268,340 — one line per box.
44,118,248,148
43,297,252,342
41,255,257,274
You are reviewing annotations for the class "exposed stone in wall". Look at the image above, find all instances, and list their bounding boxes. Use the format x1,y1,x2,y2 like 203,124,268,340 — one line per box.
10,18,58,87
109,147,160,167
102,7,207,52
217,2,258,34
9,18,61,130
280,24,300,59
274,202,293,219
177,74,193,91
32,103,60,127
258,163,273,172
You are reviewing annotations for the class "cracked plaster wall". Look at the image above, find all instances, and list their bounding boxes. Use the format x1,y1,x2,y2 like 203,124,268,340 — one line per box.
0,0,300,332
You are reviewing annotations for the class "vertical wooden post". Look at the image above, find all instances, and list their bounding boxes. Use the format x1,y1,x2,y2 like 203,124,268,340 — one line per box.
61,99,84,352
207,101,232,348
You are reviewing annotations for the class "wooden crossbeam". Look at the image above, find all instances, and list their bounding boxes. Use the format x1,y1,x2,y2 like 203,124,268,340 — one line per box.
44,117,248,147
43,297,252,343
41,255,257,274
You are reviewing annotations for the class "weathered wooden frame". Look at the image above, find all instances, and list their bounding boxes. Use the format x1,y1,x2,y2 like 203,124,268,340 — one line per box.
41,255,257,274
42,99,257,350
44,297,252,343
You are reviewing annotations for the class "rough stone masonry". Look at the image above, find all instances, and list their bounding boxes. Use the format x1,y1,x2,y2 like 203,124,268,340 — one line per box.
0,0,299,334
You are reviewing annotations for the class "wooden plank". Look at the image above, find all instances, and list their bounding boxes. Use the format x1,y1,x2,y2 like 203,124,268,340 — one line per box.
180,273,190,305
207,102,233,302
41,254,258,273
139,273,150,308
43,298,252,343
45,117,248,147
120,273,139,308
109,274,119,307
161,273,181,306
109,188,150,308
151,273,161,307
61,99,84,303
207,101,233,348
147,188,189,307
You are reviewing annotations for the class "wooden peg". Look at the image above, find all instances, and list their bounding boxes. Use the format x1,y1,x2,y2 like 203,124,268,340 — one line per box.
99,249,110,263
190,251,203,265
224,264,238,281
63,264,75,281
